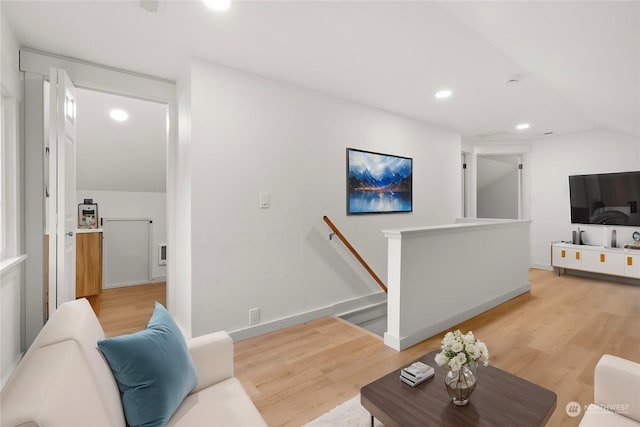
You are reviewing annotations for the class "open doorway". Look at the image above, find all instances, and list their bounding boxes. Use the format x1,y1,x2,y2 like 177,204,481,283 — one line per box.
44,85,168,330
75,88,167,286
76,88,168,333
476,154,521,219
22,49,178,347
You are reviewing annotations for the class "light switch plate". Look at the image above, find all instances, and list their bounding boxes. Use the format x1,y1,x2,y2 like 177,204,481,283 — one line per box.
259,192,270,209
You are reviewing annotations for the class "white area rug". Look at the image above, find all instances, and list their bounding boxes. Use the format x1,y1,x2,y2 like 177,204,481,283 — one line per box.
303,394,383,427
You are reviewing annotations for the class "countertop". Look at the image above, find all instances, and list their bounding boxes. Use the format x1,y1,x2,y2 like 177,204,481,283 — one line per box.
76,228,103,234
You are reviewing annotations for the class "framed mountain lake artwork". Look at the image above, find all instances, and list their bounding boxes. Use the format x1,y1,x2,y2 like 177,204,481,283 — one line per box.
346,148,413,215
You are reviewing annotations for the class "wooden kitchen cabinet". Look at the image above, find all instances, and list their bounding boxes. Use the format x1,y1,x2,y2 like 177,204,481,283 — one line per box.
76,231,102,303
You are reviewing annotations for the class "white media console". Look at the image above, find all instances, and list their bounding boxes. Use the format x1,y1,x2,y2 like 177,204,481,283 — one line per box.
551,242,640,279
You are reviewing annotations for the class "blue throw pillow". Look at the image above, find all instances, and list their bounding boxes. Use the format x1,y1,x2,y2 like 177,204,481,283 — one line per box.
98,303,197,427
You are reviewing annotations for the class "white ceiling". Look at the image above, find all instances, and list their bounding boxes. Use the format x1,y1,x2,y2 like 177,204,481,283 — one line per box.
75,88,167,192
3,1,639,142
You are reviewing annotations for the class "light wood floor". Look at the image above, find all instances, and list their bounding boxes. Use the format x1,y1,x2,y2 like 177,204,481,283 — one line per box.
235,270,639,427
98,282,166,337
97,271,639,427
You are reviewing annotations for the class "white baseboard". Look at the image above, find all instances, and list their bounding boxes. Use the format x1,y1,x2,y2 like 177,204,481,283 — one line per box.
229,292,386,342
103,281,148,289
338,301,387,327
102,275,166,290
333,292,386,317
384,283,531,351
530,264,553,271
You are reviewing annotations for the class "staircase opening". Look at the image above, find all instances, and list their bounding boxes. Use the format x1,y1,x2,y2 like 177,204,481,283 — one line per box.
323,215,388,337
339,303,387,337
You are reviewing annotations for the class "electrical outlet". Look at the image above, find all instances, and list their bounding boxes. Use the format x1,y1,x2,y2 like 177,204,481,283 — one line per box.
250,308,260,325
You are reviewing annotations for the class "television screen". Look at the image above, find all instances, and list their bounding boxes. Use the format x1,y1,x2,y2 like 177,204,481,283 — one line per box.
569,171,640,226
347,148,412,215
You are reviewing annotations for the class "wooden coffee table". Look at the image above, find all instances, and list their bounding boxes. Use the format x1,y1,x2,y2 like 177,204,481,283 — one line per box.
361,350,557,427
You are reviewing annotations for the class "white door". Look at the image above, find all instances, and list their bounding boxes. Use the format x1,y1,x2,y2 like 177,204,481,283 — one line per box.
48,68,77,316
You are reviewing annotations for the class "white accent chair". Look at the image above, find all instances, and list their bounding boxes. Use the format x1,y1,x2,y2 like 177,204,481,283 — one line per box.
579,354,640,427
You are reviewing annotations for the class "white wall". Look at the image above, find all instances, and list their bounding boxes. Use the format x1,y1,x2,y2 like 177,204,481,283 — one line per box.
76,190,167,281
187,59,461,338
478,169,518,219
0,8,25,387
1,11,21,99
174,70,192,335
530,129,640,268
384,220,530,351
477,156,518,219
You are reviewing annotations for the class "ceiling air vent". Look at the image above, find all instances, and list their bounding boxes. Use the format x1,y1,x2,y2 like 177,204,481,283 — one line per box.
139,0,165,14
478,131,511,139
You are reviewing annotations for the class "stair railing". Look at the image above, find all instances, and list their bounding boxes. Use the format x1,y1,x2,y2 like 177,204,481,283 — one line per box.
323,215,388,294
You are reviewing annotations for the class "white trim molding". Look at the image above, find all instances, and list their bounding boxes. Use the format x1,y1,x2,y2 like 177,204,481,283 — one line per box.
0,254,27,275
229,291,386,342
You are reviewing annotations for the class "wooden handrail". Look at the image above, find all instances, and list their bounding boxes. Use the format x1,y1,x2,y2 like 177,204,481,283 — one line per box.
323,215,388,293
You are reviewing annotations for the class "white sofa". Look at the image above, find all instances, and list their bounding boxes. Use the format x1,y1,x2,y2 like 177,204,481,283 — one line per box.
579,354,640,427
0,298,267,427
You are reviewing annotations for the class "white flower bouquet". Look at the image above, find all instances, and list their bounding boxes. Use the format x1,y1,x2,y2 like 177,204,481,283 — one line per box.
434,330,489,372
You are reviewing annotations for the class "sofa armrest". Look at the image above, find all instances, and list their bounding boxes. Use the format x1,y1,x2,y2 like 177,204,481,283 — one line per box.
594,354,640,423
187,331,234,393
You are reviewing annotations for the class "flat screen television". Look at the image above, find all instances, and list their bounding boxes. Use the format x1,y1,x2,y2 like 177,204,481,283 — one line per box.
569,171,640,226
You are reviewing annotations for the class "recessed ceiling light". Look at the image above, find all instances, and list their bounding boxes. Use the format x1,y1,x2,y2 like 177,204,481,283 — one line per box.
202,0,231,11
110,109,128,122
516,123,530,130
435,89,452,99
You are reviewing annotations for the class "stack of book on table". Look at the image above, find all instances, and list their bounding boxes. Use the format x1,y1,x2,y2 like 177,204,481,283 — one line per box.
400,361,435,387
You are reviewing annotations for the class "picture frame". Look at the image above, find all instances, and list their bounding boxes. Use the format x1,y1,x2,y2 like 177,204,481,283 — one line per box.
346,148,413,215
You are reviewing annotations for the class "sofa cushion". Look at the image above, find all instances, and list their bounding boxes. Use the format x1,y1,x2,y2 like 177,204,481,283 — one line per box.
580,404,640,427
24,298,126,427
98,303,197,427
0,340,115,427
594,354,640,423
167,378,267,427
187,332,234,393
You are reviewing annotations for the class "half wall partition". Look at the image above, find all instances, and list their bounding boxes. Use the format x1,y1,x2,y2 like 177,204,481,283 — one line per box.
383,219,531,351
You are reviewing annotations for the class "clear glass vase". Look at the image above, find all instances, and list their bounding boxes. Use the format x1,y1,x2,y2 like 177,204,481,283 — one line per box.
444,362,477,406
